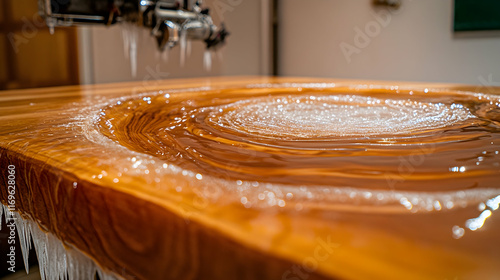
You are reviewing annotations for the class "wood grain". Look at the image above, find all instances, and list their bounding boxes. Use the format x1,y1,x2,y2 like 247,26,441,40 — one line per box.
0,76,499,280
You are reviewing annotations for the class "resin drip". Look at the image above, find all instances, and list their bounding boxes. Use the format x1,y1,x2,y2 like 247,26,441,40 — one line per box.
121,24,216,75
203,50,212,71
0,204,122,280
121,23,138,78
180,30,187,67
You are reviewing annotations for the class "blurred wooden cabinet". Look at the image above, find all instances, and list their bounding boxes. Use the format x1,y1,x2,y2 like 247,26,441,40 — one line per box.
0,0,79,90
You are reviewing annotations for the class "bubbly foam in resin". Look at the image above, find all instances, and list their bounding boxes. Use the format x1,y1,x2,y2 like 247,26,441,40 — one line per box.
212,94,475,138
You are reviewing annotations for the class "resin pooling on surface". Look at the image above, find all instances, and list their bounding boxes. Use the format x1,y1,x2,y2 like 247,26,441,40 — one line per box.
1,78,500,280
96,84,500,194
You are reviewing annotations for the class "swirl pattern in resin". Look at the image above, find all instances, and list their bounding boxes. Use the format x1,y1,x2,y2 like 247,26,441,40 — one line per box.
97,84,500,200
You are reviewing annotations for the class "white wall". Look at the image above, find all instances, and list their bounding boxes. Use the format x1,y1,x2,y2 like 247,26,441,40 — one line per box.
279,0,500,85
79,0,269,84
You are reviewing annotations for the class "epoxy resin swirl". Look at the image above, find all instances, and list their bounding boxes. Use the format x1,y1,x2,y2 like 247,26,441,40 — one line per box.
97,84,500,197
212,94,472,138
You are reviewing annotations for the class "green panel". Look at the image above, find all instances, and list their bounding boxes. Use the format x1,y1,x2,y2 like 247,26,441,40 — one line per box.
454,0,500,31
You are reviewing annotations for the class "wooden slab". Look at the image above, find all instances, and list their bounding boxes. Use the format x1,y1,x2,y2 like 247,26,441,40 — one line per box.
1,76,500,280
